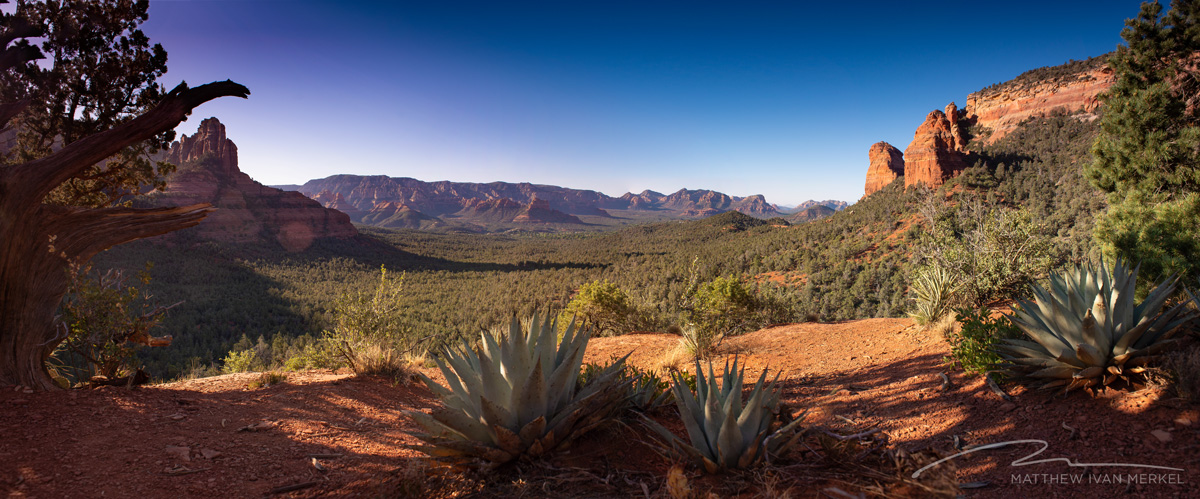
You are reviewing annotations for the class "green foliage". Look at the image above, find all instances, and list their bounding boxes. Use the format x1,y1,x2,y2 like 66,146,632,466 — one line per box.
559,279,637,336
948,308,1020,375
55,261,172,379
221,349,257,374
9,0,176,208
908,265,959,326
913,199,1060,308
997,259,1195,392
643,358,804,473
1088,0,1200,282
324,265,424,376
248,371,287,389
405,314,628,466
693,276,757,334
580,360,674,413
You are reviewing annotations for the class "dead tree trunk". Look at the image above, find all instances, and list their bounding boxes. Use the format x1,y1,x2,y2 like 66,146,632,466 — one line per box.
0,80,249,390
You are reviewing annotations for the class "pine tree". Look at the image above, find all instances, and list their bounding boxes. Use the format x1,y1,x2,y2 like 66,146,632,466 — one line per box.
1087,0,1200,281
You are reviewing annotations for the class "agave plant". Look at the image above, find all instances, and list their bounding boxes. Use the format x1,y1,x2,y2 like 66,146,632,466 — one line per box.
909,264,960,325
643,357,804,473
997,260,1195,391
404,314,628,466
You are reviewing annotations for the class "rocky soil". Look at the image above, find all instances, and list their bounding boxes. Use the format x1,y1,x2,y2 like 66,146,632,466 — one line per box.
2,318,1196,498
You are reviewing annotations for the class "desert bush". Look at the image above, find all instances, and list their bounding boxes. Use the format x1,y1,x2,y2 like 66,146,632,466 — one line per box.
948,307,1020,375
221,349,258,374
1164,346,1200,402
55,261,175,380
248,371,287,389
914,200,1060,308
559,279,638,335
324,265,426,376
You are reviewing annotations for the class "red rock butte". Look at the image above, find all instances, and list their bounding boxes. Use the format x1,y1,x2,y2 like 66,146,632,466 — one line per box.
154,118,357,251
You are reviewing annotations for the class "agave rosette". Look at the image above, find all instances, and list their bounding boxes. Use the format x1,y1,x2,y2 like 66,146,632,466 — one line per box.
404,314,628,466
644,357,804,473
998,260,1195,391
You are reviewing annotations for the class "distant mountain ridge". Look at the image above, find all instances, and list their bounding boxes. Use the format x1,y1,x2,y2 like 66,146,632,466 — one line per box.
280,175,819,229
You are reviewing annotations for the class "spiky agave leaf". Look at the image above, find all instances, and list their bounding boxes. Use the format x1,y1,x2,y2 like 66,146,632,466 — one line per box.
642,357,804,473
998,259,1197,392
404,313,628,466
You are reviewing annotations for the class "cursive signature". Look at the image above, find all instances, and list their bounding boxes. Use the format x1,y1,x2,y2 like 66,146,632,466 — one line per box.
912,439,1186,479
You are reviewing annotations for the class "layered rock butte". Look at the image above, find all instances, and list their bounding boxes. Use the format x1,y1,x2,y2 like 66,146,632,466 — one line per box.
291,176,785,226
150,118,357,251
863,58,1116,197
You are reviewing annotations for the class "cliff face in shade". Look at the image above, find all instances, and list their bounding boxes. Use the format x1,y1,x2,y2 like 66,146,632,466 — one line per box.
151,118,357,251
903,109,969,189
965,65,1114,144
864,141,905,197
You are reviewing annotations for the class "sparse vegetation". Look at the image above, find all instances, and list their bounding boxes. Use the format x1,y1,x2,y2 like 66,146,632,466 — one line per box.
948,307,1020,375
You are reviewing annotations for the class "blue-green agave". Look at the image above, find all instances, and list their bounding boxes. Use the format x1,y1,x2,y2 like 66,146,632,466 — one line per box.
404,314,628,466
643,357,804,473
998,260,1196,391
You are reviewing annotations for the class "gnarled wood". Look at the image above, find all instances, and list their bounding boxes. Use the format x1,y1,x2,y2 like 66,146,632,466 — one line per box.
0,80,248,390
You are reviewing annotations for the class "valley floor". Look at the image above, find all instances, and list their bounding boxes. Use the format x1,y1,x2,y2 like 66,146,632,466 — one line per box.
2,319,1196,498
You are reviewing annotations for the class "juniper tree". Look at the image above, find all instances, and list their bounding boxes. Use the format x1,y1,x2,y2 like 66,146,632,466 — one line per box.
0,0,248,389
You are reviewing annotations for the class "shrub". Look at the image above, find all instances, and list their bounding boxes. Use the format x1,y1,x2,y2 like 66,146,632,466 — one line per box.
1164,346,1200,402
56,261,175,380
559,279,637,336
221,349,258,374
324,265,426,376
948,308,1020,375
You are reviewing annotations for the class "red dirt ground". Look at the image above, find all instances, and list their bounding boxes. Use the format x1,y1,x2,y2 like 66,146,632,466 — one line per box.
2,319,1197,498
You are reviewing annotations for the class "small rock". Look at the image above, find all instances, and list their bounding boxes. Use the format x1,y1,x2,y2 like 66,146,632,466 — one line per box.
1151,430,1172,443
1174,416,1193,427
200,448,221,460
169,413,186,421
165,445,191,462
1000,402,1017,412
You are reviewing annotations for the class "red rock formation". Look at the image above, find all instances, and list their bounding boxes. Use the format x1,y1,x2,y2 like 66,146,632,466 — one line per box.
904,109,969,189
165,117,239,176
730,194,779,216
944,102,967,152
965,66,1114,144
864,141,905,197
152,118,357,251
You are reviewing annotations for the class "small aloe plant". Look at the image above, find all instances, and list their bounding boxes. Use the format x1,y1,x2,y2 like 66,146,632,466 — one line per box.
643,357,804,473
404,314,628,466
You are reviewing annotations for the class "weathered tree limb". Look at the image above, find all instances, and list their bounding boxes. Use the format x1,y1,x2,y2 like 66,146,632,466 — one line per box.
43,204,215,262
4,80,250,208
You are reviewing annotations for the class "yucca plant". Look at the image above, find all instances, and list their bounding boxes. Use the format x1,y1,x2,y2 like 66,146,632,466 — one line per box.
997,260,1195,391
643,357,804,473
404,314,628,467
909,264,960,325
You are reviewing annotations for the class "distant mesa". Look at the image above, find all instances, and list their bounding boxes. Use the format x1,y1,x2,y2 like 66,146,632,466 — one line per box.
292,175,806,230
862,56,1116,198
149,117,357,251
789,204,836,223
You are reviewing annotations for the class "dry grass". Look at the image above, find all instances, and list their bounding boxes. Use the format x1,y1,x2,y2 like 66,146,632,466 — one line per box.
1165,344,1200,401
248,371,287,389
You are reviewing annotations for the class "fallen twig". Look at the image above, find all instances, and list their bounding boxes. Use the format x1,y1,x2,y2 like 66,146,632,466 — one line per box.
306,453,344,459
162,467,209,476
1062,421,1077,440
269,481,319,495
938,372,951,391
985,374,1012,401
820,428,882,441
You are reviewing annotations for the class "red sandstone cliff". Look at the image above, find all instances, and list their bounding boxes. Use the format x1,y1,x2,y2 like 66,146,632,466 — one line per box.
965,65,1114,144
151,118,357,251
903,109,969,189
863,142,905,197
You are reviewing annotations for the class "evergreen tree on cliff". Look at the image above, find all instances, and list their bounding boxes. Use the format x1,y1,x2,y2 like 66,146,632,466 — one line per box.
0,0,248,390
1087,0,1200,281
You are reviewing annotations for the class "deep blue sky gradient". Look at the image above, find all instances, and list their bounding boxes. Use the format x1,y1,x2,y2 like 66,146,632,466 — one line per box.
144,0,1143,205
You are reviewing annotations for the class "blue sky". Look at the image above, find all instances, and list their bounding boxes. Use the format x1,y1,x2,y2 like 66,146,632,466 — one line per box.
144,0,1142,205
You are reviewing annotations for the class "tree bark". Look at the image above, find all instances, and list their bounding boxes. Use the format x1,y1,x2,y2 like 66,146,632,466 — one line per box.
0,80,248,390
